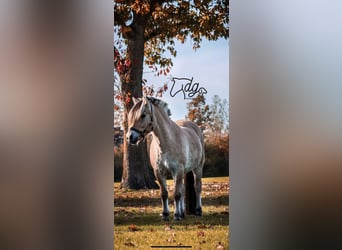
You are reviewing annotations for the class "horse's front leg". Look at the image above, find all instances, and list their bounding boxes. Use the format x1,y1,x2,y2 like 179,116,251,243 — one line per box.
173,170,185,221
155,170,169,220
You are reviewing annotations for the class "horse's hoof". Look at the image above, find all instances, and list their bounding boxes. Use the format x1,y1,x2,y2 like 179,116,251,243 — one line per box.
180,212,185,219
161,212,170,221
174,213,181,221
195,208,202,217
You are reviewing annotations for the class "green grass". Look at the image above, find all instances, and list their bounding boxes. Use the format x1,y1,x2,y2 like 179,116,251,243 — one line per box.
114,177,229,249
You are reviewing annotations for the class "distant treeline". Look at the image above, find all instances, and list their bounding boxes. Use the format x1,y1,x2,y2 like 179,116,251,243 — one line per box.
114,132,229,182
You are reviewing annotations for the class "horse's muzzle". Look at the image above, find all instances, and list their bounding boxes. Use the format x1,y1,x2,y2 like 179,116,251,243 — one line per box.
126,129,143,145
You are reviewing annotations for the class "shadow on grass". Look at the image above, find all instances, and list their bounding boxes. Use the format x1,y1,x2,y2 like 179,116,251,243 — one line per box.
115,194,229,227
114,210,229,227
114,195,229,207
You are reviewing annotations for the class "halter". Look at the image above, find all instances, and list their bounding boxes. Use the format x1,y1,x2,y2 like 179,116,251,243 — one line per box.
130,102,154,140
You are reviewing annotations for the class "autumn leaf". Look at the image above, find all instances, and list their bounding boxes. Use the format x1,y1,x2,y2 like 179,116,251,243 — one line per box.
197,231,205,237
114,104,120,111
128,224,139,232
216,242,224,249
124,241,136,247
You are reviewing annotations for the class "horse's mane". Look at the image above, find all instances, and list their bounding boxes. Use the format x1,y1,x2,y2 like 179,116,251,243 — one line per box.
147,97,172,116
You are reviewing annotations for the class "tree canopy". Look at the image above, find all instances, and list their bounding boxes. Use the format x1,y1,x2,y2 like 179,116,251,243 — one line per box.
186,95,211,132
187,94,229,137
114,0,229,73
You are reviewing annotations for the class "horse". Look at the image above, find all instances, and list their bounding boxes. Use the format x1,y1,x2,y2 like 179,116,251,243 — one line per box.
126,96,205,221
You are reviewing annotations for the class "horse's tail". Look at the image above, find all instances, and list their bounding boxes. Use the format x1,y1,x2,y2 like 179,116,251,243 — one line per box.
192,122,205,168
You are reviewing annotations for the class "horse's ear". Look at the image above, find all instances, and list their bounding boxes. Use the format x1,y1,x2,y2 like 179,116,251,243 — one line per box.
142,96,149,105
132,97,139,105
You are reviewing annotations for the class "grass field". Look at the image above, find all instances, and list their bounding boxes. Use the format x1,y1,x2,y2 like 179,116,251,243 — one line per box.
114,177,229,249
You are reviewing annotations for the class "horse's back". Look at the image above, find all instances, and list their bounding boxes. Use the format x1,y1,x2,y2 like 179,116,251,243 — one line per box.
176,120,202,137
176,120,205,168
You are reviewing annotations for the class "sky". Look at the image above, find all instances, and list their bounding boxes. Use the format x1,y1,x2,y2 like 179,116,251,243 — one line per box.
143,38,229,121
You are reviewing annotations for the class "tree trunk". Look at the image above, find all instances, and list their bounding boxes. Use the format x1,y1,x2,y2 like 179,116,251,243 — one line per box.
120,14,158,190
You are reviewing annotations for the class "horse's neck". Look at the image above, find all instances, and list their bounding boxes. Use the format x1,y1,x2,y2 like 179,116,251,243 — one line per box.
151,108,179,149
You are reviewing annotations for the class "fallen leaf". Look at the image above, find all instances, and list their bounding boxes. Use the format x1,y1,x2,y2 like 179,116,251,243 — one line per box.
124,241,135,247
197,231,205,237
128,224,139,232
217,242,224,249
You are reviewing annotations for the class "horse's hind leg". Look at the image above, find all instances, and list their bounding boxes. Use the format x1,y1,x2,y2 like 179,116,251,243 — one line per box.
173,170,185,221
180,193,185,219
193,168,203,216
155,171,169,220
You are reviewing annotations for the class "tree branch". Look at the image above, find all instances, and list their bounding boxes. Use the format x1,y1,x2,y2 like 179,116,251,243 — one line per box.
114,12,127,27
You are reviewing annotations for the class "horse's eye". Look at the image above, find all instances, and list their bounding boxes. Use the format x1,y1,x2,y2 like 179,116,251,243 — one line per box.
141,113,146,119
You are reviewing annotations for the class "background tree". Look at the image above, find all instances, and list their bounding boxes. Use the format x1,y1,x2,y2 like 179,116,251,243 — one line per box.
114,0,229,189
186,95,229,176
209,94,229,135
186,95,212,136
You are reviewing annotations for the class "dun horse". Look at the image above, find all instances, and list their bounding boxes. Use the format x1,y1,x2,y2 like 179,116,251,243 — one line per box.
126,97,205,221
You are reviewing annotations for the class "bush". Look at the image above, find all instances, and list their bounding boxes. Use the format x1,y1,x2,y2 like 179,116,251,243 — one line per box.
203,133,229,177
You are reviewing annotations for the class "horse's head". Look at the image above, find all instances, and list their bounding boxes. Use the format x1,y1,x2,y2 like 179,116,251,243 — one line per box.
126,96,154,145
